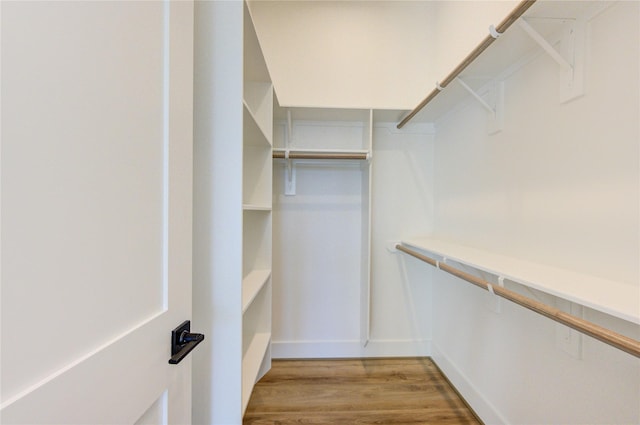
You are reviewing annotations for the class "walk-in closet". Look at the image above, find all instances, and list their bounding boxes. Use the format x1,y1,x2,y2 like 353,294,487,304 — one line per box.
193,1,640,424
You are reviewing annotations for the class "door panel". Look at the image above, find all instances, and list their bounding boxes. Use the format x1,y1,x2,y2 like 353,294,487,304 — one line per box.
135,391,168,425
1,1,193,423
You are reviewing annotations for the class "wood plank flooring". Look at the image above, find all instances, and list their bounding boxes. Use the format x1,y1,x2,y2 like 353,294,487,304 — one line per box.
244,358,481,425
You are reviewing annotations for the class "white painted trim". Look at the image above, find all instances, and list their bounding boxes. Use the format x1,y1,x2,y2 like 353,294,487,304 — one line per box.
272,339,430,359
431,343,510,425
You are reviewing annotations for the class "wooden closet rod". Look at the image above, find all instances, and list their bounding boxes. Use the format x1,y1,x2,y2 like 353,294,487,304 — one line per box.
396,0,537,129
273,151,368,160
396,244,640,358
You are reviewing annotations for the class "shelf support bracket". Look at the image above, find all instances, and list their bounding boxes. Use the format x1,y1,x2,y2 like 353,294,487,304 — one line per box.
518,16,586,103
519,18,572,71
456,77,495,115
456,78,504,135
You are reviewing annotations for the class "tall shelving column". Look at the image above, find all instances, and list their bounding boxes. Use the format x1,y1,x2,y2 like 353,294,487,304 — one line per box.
193,1,272,423
242,0,273,415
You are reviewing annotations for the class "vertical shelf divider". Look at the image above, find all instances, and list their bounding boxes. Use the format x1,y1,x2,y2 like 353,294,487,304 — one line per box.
241,0,273,417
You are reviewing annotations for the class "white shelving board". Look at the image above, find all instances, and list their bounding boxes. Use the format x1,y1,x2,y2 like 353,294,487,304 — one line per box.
241,331,271,412
242,269,271,313
402,238,640,325
244,83,273,141
243,204,272,211
274,106,371,122
273,106,372,153
406,0,601,123
243,102,272,147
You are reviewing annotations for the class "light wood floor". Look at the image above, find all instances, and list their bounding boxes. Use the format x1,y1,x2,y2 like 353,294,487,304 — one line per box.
244,358,481,425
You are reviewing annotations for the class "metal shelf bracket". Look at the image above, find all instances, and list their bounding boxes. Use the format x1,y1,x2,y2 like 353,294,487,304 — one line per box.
518,16,586,103
456,78,505,135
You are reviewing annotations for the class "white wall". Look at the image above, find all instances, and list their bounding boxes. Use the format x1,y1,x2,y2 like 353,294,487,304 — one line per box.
430,2,640,423
369,124,434,348
272,160,364,355
249,1,436,110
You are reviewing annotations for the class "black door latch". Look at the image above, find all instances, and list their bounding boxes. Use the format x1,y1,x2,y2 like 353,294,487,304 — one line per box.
169,320,205,364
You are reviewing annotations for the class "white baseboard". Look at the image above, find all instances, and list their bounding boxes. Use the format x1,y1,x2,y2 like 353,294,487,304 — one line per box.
431,343,509,425
272,339,431,359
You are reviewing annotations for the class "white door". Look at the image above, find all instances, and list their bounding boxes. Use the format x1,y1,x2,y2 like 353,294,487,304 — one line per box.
1,1,194,424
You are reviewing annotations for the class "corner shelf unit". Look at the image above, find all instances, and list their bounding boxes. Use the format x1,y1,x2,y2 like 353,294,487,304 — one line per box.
399,0,601,126
401,238,640,325
242,1,272,415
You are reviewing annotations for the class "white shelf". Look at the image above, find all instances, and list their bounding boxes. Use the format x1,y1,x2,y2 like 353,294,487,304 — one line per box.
243,3,270,83
241,331,271,412
243,88,272,144
242,269,271,314
402,238,640,325
243,101,272,207
273,148,369,154
273,107,372,152
407,1,596,123
274,106,371,122
243,204,272,211
243,103,272,147
243,210,271,277
242,141,271,207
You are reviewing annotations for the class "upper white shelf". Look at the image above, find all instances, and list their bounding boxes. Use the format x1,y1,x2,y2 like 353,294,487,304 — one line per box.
244,1,270,85
243,204,272,211
241,331,270,412
274,106,371,123
243,102,272,147
401,0,598,124
242,269,271,314
402,238,640,325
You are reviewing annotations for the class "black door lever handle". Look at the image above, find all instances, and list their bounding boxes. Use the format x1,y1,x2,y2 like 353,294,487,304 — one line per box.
169,320,205,365
179,330,202,344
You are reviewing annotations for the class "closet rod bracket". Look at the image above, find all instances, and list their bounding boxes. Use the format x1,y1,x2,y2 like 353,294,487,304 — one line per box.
489,24,502,39
486,275,505,314
285,155,296,196
386,241,401,253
